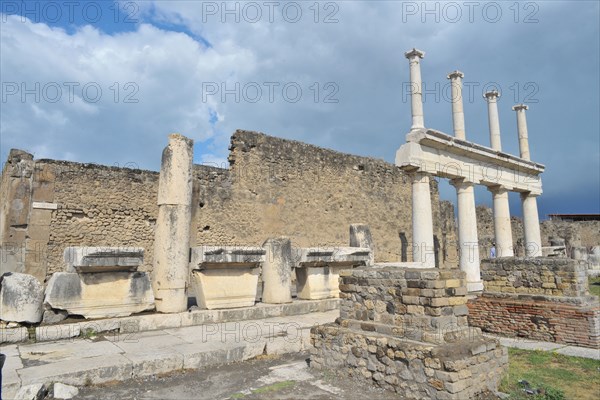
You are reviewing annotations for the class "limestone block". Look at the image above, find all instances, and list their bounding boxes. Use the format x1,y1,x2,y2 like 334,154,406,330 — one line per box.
349,224,375,266
44,272,155,319
296,266,347,300
0,272,44,323
191,268,259,309
261,238,293,304
64,247,143,273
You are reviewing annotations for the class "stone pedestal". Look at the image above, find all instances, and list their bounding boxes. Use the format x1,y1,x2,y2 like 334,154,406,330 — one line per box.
261,238,293,304
489,186,514,257
411,172,435,267
295,247,370,300
451,179,482,291
189,246,265,309
521,193,542,257
44,271,155,319
153,134,194,313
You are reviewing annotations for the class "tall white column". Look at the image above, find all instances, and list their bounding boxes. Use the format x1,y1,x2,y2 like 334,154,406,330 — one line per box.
411,172,435,267
153,134,194,313
484,90,502,151
447,70,466,140
404,48,426,131
489,186,514,257
521,193,542,257
513,104,531,160
451,179,483,291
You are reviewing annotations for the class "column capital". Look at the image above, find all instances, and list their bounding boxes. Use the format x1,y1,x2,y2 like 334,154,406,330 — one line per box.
450,178,475,189
447,70,464,80
512,104,529,111
520,191,540,199
409,170,431,183
487,185,510,195
404,48,425,59
484,90,500,101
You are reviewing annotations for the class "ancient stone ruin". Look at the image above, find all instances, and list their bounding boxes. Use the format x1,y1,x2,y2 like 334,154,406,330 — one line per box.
1,48,599,399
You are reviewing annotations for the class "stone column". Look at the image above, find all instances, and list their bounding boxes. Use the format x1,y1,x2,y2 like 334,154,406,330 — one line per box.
262,238,293,304
153,134,194,313
513,104,531,160
451,179,483,291
447,70,466,140
521,193,542,257
488,186,514,257
411,172,435,267
349,224,374,266
484,90,502,151
404,48,426,131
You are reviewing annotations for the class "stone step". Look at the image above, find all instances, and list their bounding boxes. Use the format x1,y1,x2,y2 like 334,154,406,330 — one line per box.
1,310,339,399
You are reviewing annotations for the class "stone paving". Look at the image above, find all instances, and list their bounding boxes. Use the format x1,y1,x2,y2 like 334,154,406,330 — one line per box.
1,310,338,399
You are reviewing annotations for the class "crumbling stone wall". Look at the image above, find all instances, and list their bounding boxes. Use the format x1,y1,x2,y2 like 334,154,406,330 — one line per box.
475,205,600,258
1,130,459,282
310,267,508,399
478,257,589,297
195,130,453,265
468,258,600,348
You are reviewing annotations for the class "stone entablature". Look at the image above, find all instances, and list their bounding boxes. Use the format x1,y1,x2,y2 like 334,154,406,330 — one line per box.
396,129,544,194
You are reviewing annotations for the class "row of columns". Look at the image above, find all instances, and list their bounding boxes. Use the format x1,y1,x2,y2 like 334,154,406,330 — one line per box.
404,48,542,290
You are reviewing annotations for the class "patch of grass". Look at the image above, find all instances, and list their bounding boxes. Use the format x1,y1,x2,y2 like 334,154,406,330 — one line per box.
229,393,245,399
500,348,600,400
588,276,600,297
252,380,295,394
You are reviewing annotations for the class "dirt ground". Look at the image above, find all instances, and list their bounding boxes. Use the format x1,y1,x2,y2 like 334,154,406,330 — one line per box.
74,353,397,400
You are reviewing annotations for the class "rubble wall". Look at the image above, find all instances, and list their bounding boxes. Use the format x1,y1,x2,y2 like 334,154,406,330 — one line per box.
0,130,459,282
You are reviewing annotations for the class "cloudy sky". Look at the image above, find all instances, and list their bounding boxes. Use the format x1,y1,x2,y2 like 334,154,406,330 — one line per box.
1,1,598,218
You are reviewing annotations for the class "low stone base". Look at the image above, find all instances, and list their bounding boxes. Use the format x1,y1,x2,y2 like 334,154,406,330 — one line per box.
44,272,155,319
191,268,259,309
310,325,508,399
296,266,344,300
468,293,600,349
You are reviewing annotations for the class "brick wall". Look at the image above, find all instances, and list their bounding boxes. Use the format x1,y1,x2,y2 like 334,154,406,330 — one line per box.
468,257,600,348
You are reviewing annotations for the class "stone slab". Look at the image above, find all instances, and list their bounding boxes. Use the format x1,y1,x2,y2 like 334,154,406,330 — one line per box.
297,247,371,267
190,246,266,270
63,247,143,273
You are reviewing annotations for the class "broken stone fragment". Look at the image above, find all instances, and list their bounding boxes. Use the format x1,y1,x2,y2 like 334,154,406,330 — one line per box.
0,272,44,323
